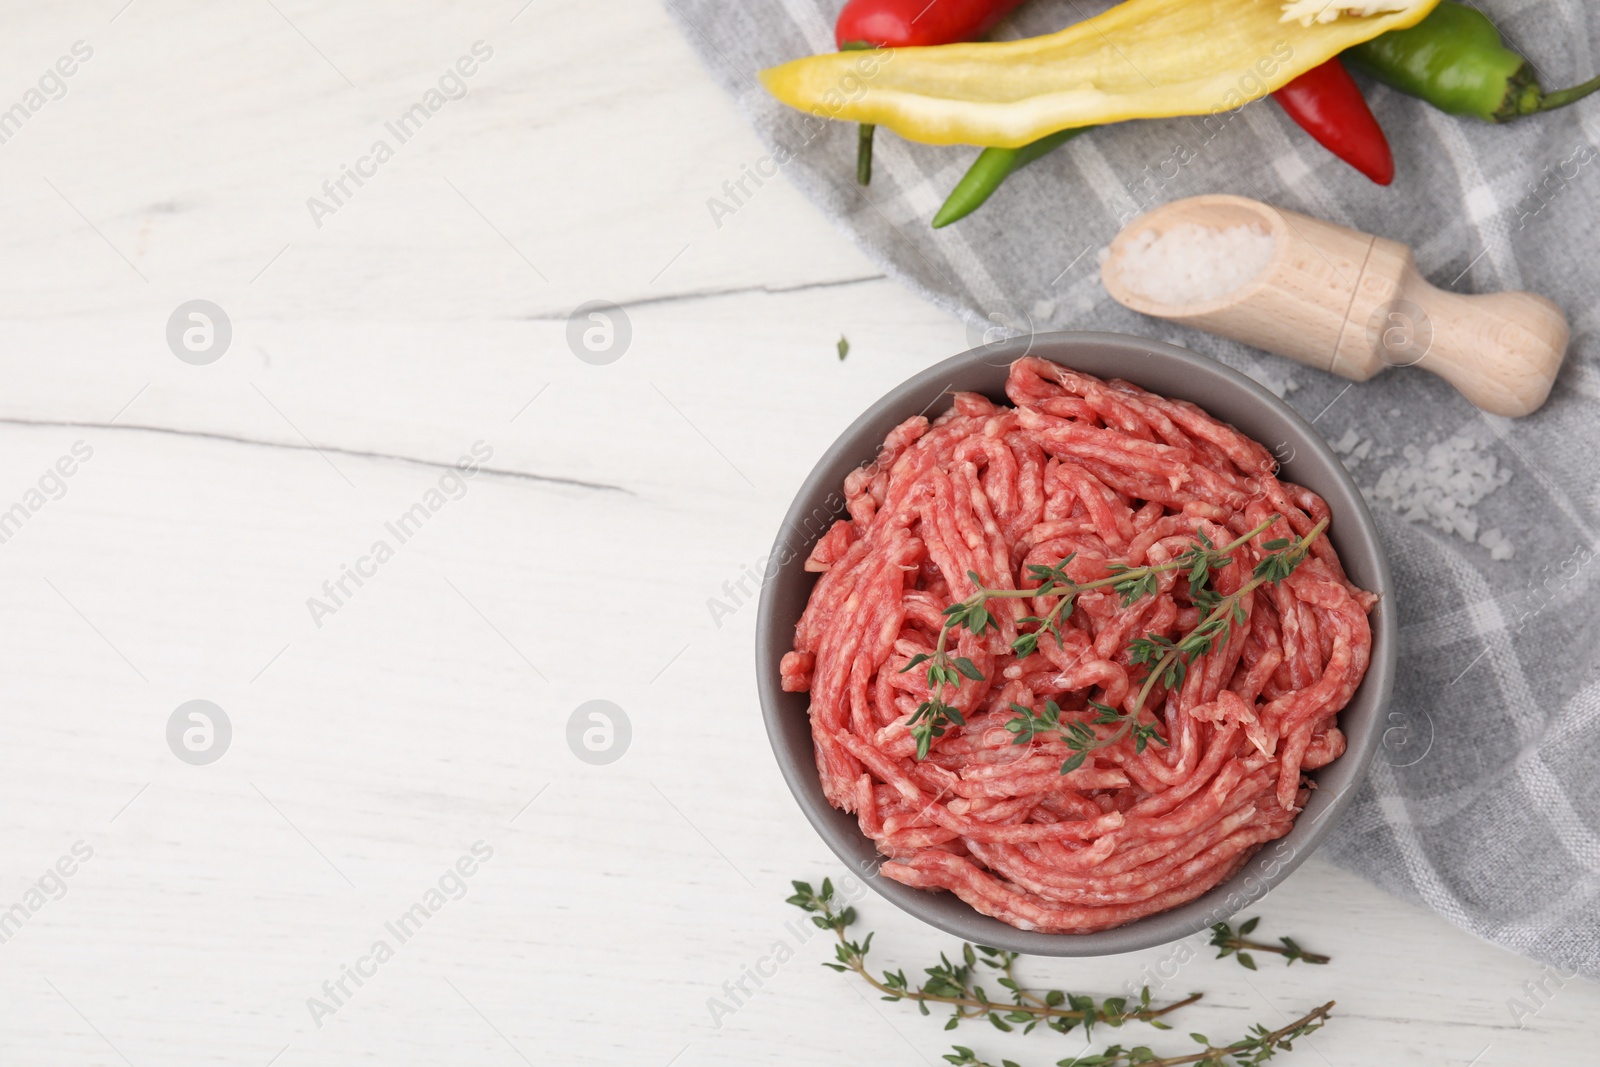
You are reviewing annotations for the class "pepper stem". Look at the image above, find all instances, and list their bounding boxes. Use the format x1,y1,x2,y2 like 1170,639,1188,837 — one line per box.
1499,63,1600,120
837,41,879,185
1536,71,1600,113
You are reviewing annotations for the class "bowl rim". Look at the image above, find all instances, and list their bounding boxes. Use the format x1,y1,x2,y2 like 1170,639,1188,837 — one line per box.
755,331,1394,956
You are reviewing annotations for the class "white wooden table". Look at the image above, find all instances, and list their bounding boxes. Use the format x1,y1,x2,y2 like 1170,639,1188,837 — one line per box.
0,1,1594,1064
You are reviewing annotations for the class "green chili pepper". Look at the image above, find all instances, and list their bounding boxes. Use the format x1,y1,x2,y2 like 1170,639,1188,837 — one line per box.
1347,0,1600,122
931,127,1089,228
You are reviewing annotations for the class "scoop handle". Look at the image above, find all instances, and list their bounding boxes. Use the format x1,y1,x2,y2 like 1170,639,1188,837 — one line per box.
1397,280,1570,418
1334,237,1570,418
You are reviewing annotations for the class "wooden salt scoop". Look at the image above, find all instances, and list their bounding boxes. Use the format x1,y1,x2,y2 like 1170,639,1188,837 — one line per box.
1100,194,1569,417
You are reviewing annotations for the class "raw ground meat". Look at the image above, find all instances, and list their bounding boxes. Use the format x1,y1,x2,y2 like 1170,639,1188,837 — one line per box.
780,357,1376,934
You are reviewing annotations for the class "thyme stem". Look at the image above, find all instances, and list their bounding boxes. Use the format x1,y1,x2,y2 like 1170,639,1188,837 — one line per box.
1130,517,1329,717
1044,1001,1335,1067
962,515,1281,609
789,879,1200,1033
1210,917,1331,968
839,926,1202,1025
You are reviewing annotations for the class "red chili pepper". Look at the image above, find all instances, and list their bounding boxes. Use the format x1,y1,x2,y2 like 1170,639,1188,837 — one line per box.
835,0,1026,50
1272,56,1395,186
836,0,1028,184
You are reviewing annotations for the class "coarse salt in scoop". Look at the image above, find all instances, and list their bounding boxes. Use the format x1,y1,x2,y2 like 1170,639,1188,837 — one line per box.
1107,222,1277,307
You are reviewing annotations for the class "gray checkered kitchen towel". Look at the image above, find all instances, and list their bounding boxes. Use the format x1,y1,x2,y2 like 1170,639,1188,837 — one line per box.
668,0,1600,978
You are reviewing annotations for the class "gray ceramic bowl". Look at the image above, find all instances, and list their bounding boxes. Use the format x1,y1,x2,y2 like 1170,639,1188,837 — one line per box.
755,332,1394,956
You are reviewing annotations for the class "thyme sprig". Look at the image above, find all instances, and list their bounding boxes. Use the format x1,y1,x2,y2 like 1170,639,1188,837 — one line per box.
900,517,1283,760
788,878,1334,1067
1011,518,1324,777
1209,918,1330,969
787,879,1200,1038
943,1001,1334,1067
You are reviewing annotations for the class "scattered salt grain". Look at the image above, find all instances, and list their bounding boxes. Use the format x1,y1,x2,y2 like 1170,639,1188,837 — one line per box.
1249,362,1299,398
1111,223,1276,306
1478,527,1515,562
1366,434,1514,555
1330,428,1375,468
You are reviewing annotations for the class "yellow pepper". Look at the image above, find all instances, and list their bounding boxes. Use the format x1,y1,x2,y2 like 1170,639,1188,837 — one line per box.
761,0,1440,148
